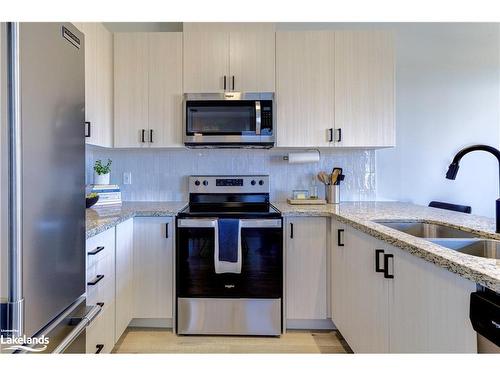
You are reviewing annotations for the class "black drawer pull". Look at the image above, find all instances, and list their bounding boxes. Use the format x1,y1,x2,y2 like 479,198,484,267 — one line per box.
149,129,153,143
95,344,104,354
336,128,342,143
223,75,227,90
383,254,394,279
337,229,344,246
85,122,91,138
232,75,235,90
87,274,104,286
96,302,104,308
141,129,146,143
328,128,333,142
290,223,294,239
165,223,169,238
375,249,385,272
88,246,104,256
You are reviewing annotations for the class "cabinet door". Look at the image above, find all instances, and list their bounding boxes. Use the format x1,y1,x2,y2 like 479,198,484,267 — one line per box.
334,31,395,147
81,23,98,146
229,31,275,92
285,217,328,320
335,226,389,353
115,218,134,342
148,32,183,148
183,31,230,93
95,23,113,148
388,245,477,353
133,217,174,319
276,31,335,147
114,33,149,148
331,220,347,332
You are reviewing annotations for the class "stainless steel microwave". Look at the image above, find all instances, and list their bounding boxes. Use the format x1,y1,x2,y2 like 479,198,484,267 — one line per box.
183,92,275,148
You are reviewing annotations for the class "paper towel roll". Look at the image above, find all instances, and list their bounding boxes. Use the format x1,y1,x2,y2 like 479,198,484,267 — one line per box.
287,151,320,164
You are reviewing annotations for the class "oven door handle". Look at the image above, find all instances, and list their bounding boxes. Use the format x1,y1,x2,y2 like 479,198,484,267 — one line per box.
240,219,281,228
255,101,261,135
177,219,218,228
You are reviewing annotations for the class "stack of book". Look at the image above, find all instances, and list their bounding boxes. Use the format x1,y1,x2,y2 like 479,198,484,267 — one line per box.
91,184,122,206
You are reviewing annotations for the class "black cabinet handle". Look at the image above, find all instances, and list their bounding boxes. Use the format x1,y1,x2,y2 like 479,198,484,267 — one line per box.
375,249,385,272
223,75,227,90
87,274,104,286
383,254,394,279
336,128,342,143
337,229,344,247
165,223,169,238
95,344,104,354
85,122,91,138
328,128,333,142
149,129,153,143
87,246,104,256
232,75,235,91
290,223,294,239
141,129,146,143
96,302,105,308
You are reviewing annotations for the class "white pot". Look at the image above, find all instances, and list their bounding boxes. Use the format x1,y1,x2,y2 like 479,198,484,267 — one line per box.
94,172,110,185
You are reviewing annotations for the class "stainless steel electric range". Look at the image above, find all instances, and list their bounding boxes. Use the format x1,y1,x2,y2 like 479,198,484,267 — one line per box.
175,175,283,336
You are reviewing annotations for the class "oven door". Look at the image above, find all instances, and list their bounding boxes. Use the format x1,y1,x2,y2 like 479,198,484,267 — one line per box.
176,218,283,299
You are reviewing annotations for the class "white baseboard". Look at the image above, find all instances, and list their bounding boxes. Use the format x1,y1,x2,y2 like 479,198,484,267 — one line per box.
286,319,336,330
129,318,173,328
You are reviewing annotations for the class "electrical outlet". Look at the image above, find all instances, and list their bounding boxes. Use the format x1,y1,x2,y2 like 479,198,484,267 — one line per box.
123,172,132,185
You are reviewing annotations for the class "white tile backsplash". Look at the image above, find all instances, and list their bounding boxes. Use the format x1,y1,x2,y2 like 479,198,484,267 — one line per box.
86,146,376,202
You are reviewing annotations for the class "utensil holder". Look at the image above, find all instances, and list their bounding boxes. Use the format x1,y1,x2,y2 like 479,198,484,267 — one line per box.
326,185,340,204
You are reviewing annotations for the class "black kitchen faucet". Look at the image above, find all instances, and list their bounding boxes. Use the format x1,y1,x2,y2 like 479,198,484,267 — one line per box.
445,144,500,233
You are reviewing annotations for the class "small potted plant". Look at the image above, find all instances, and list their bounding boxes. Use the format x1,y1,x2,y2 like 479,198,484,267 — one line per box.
94,159,112,185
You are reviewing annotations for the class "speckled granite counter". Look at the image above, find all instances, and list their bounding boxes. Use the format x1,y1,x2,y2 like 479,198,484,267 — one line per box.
274,201,500,292
86,201,186,239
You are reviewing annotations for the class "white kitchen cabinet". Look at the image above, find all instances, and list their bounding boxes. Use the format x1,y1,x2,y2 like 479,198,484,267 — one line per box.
333,31,395,147
285,217,328,321
148,33,183,148
331,219,477,353
276,31,335,147
114,32,183,148
85,227,116,354
183,31,229,93
133,217,174,320
183,31,275,93
76,23,113,148
114,33,149,148
115,218,134,342
388,245,477,353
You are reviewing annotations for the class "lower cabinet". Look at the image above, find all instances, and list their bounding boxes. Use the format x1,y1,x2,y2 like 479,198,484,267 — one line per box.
85,227,116,354
133,217,174,320
331,219,477,353
285,217,328,323
115,218,134,342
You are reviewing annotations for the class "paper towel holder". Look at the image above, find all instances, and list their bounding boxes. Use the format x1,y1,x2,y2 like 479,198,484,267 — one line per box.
283,149,321,163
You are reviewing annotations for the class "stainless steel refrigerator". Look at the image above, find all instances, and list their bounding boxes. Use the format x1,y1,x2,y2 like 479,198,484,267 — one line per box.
0,22,100,354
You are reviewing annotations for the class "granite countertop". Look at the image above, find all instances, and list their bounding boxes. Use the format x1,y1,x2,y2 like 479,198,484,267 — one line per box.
274,201,500,292
86,200,500,293
86,201,187,239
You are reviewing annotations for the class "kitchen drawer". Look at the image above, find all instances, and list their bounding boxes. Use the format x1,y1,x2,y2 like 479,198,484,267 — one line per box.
86,304,114,354
87,251,114,307
86,227,115,269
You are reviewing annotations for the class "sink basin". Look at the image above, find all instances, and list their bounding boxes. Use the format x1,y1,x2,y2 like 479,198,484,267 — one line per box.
374,221,476,239
430,239,500,260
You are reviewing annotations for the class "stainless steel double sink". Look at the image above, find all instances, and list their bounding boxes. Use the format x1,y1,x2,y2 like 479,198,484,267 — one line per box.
374,221,500,260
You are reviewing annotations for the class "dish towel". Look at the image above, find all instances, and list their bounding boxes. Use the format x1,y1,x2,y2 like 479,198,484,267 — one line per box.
214,219,242,274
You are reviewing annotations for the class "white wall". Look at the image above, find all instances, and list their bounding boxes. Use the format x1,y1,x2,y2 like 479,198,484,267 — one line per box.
376,23,500,218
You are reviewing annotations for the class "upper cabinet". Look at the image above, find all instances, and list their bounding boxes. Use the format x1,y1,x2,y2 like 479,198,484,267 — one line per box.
74,23,114,148
276,31,335,148
276,30,395,148
334,31,395,147
114,32,183,148
183,31,275,93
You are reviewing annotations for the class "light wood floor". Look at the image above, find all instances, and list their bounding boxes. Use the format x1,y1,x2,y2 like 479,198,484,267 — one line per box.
112,328,352,354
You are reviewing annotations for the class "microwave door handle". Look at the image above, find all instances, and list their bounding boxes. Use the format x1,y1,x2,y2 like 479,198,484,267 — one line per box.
255,101,261,135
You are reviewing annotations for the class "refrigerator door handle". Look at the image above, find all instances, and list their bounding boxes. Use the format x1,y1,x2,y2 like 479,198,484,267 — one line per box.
52,304,101,354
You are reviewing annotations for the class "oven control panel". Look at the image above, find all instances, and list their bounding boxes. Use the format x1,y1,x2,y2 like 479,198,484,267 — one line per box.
189,175,269,194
